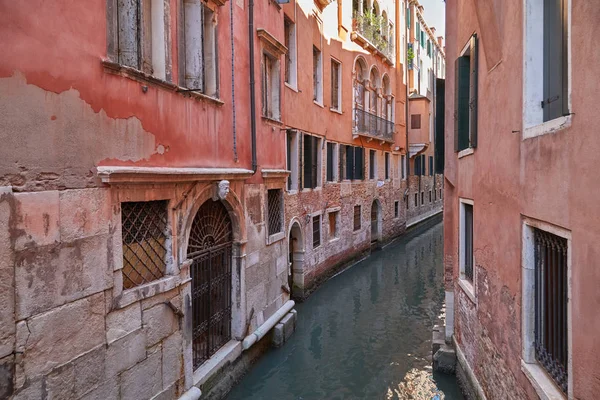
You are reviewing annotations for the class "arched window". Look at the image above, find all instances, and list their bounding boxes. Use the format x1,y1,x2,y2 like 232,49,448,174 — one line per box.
382,11,388,37
382,75,392,121
369,67,380,115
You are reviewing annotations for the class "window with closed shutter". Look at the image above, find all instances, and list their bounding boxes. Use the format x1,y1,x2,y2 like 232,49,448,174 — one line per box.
331,59,341,110
411,114,421,129
455,34,477,152
369,150,376,179
385,153,390,179
326,142,335,182
542,0,568,122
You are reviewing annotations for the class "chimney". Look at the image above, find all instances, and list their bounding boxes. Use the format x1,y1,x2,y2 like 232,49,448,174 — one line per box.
437,36,443,47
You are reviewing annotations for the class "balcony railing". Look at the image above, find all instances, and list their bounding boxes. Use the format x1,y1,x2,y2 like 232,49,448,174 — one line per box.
354,108,394,142
352,13,395,62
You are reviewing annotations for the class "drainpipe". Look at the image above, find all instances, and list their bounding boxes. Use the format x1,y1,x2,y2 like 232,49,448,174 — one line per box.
242,300,295,350
248,0,258,172
230,0,238,162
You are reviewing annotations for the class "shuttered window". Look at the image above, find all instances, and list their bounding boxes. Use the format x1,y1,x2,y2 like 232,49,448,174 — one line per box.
385,153,390,180
429,156,433,176
303,135,319,189
454,34,478,152
326,142,335,182
312,215,321,248
369,150,376,179
182,1,218,96
353,205,361,231
341,146,364,180
313,46,322,102
542,0,569,122
331,59,341,111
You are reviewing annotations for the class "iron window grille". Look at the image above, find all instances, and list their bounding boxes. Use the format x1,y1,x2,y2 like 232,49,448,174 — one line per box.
463,203,474,282
121,200,169,289
312,216,321,248
353,205,361,231
267,189,283,236
534,228,568,393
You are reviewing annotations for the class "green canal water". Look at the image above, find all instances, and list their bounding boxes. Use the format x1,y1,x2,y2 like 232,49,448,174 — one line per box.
227,221,463,400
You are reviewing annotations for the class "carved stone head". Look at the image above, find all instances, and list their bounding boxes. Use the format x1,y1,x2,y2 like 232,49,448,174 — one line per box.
217,180,230,200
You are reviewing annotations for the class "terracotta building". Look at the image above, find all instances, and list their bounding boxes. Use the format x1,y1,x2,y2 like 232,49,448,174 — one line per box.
0,0,443,399
444,0,600,399
406,0,445,228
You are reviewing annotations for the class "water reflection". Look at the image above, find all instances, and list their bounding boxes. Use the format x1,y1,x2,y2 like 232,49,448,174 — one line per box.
227,222,463,400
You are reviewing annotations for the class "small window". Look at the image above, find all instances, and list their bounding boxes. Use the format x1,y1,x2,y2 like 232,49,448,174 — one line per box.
411,114,421,129
460,202,474,283
331,59,341,111
455,34,478,152
369,150,376,180
440,189,443,199
429,190,432,203
394,201,399,218
113,0,168,79
312,215,321,248
328,211,339,239
353,205,361,231
121,200,169,289
262,52,281,120
326,142,337,182
401,155,406,180
302,135,321,189
267,189,283,236
313,46,323,103
385,153,390,180
405,196,409,209
284,17,297,88
434,188,437,201
421,191,424,205
414,193,418,207
182,2,218,96
287,130,300,191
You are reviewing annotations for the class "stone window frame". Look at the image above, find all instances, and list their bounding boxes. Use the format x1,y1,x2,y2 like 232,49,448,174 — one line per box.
326,206,341,242
522,0,572,140
393,200,399,219
264,178,287,246
353,204,362,232
458,198,476,304
325,141,340,183
257,28,288,123
286,129,300,193
308,211,323,249
330,57,342,113
284,15,298,91
521,216,572,400
313,45,324,106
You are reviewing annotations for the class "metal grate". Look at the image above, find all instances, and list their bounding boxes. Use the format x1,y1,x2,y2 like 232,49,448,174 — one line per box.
534,228,568,393
121,201,168,290
267,189,283,236
188,200,233,369
353,108,394,142
353,205,361,231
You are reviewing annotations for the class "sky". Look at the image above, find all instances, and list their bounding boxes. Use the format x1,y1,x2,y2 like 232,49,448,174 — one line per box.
417,0,446,37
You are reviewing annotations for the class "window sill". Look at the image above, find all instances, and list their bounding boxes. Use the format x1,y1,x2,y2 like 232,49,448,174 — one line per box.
521,360,567,400
458,277,476,304
113,274,184,310
329,107,343,115
458,148,474,159
523,115,572,140
329,236,340,243
286,189,298,195
102,60,224,106
284,82,299,92
267,231,285,246
313,100,325,108
261,115,284,126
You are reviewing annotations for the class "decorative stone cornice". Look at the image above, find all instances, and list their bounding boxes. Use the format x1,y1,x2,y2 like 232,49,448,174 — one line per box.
97,166,254,184
256,29,288,56
261,169,291,179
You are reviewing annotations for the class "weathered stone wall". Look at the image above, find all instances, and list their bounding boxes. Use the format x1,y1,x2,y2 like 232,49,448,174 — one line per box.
406,174,443,225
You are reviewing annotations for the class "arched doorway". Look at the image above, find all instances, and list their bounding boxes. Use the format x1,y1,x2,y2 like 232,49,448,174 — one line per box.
288,221,305,299
187,199,233,369
371,200,381,243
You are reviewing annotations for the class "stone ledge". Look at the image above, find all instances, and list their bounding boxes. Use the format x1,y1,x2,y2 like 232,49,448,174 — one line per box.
113,275,182,310
192,340,242,387
97,166,254,184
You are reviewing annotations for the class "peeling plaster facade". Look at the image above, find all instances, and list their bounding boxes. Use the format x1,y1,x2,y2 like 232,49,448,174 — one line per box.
444,0,600,399
0,0,444,399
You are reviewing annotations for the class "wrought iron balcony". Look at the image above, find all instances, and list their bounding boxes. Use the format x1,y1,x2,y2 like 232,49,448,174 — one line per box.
352,14,395,63
353,108,394,143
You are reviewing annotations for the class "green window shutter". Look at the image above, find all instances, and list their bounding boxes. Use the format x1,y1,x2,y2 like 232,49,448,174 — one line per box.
421,155,426,176
457,56,470,151
355,147,364,180
407,9,411,28
469,35,478,149
454,58,459,152
346,145,354,180
326,143,334,182
543,0,568,121
303,135,312,189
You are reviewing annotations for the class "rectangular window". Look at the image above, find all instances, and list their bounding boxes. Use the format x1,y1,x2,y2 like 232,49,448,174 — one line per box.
267,189,283,236
284,16,297,88
182,2,218,96
114,0,169,79
326,142,336,182
429,190,432,203
328,211,339,239
401,155,406,179
287,130,300,191
455,34,478,152
302,134,320,189
460,202,474,283
394,201,399,218
369,150,376,179
411,114,421,129
312,215,321,248
353,205,361,231
331,59,341,111
429,156,433,176
262,52,280,120
414,193,418,207
313,46,323,103
421,191,424,205
385,153,390,180
121,200,169,289
341,145,364,180
542,0,569,122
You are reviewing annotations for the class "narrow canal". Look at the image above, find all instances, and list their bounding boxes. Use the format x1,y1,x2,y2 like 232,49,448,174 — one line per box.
227,221,463,400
